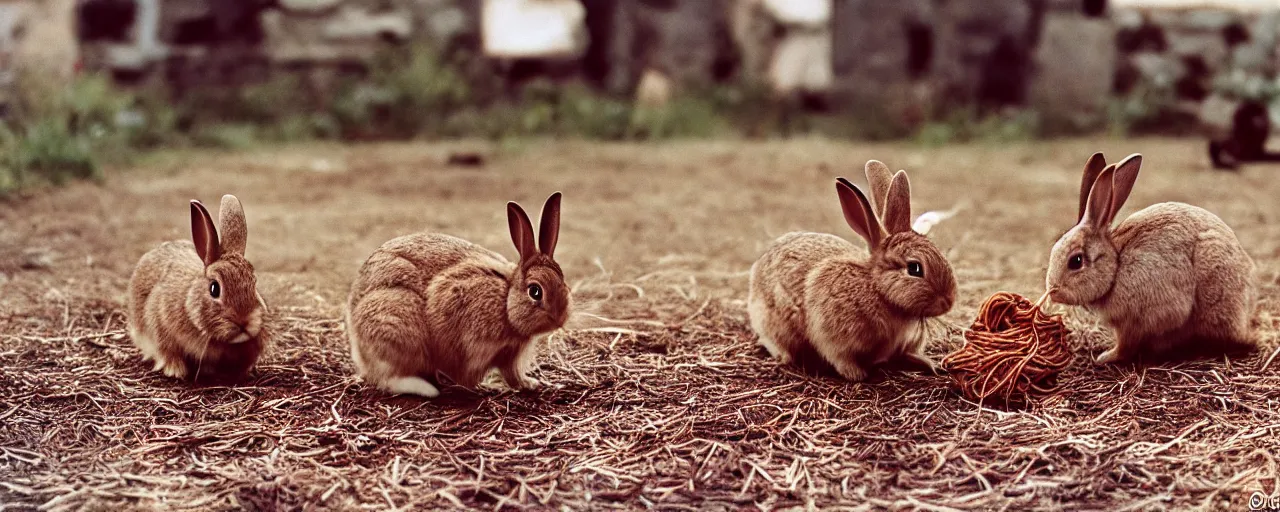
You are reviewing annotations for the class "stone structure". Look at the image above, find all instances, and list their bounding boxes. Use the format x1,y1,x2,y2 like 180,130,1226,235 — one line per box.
1114,4,1280,134
1031,0,1117,132
1,0,1272,134
1,0,79,109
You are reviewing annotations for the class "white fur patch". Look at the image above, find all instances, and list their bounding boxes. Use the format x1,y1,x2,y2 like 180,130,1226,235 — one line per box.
228,332,252,344
245,306,263,338
384,376,439,398
899,320,927,353
747,295,788,361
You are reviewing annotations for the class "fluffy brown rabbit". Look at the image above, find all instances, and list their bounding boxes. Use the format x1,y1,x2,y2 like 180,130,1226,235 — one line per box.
747,161,957,381
1046,153,1257,363
127,195,269,381
345,192,570,398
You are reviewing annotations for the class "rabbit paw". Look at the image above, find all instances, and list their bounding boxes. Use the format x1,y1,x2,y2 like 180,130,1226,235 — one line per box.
833,361,868,382
513,374,541,391
384,376,440,398
155,356,189,380
1095,347,1123,365
902,352,941,375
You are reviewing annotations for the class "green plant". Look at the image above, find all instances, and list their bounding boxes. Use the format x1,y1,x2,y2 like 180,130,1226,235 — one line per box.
192,123,260,150
913,108,1040,146
628,96,723,140
2,118,99,189
0,72,144,193
329,45,472,139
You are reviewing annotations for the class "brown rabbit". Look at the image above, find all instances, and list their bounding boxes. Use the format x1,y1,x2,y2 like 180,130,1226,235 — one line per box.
345,192,570,398
1046,153,1257,363
747,161,957,381
127,195,269,381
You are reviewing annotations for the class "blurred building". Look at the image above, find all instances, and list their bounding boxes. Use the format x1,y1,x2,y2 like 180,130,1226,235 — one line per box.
0,0,1278,133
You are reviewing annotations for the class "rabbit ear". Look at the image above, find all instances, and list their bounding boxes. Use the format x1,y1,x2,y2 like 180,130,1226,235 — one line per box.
1107,154,1142,226
190,200,221,267
218,195,247,255
507,201,537,262
864,160,894,219
1077,152,1106,223
835,177,884,250
537,192,561,258
1083,165,1116,231
882,170,913,234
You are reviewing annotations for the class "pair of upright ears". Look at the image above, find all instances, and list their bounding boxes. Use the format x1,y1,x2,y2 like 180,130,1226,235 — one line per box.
190,195,247,267
508,192,562,261
834,160,918,251
1077,153,1143,231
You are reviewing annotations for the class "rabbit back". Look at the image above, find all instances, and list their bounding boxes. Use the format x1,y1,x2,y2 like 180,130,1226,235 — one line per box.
748,232,866,373
1105,202,1255,352
129,241,205,376
347,233,518,388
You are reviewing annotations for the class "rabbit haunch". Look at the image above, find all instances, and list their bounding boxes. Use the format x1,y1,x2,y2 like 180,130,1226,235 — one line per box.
127,195,269,381
748,161,957,381
345,192,570,398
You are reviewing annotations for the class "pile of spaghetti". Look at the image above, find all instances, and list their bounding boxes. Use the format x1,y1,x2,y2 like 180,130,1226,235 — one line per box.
941,292,1072,405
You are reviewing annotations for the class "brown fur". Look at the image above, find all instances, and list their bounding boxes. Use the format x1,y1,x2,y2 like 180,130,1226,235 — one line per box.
1047,153,1257,363
345,192,571,398
748,162,957,381
127,195,268,382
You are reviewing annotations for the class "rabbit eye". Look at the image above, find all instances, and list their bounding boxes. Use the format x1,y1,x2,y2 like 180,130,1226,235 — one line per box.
1068,253,1085,271
210,280,221,298
906,261,924,278
527,283,542,301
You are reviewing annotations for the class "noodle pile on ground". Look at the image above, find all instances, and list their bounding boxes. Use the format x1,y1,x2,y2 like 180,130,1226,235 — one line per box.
941,292,1072,405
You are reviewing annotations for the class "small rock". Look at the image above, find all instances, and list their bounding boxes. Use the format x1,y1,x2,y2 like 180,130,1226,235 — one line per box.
309,159,339,173
446,152,485,167
21,248,54,270
280,0,343,13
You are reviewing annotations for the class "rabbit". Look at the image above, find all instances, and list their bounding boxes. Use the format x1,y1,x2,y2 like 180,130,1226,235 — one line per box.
747,161,957,381
345,192,571,398
1046,152,1257,363
127,195,269,381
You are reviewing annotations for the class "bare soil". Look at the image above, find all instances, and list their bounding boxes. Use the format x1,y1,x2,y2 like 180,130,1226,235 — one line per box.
1,138,1277,510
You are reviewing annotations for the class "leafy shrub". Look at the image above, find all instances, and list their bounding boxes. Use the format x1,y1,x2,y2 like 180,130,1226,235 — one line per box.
1,73,133,193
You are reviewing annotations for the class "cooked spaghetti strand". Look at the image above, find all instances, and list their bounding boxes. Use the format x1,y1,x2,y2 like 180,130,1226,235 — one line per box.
942,292,1072,404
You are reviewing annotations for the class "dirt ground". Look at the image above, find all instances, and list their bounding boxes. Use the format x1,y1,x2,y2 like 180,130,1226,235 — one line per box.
1,138,1278,510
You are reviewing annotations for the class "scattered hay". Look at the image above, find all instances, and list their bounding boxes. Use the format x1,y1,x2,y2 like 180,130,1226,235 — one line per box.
1,140,1279,510
1,271,1277,510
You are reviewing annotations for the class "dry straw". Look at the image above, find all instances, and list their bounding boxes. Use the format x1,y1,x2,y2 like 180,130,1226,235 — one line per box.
942,291,1073,405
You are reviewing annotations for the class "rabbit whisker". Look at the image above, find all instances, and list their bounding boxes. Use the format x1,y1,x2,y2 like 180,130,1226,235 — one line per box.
194,336,210,382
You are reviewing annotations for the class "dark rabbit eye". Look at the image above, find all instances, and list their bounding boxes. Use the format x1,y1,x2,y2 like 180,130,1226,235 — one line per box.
210,280,221,298
907,261,924,278
528,284,542,301
1068,253,1085,271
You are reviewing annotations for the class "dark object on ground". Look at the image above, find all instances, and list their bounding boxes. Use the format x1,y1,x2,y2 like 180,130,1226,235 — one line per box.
446,152,486,167
1208,100,1280,171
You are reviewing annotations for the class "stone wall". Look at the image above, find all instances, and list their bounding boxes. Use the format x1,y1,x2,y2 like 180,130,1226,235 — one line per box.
1112,5,1280,134
1,0,79,109
2,0,1276,133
